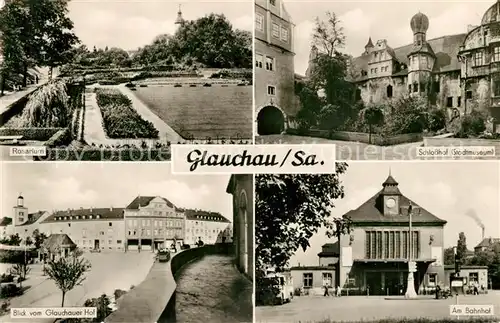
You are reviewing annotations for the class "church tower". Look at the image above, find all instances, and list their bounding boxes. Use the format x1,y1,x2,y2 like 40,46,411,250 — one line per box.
378,172,402,216
364,37,374,55
13,194,28,226
175,4,185,26
407,12,436,95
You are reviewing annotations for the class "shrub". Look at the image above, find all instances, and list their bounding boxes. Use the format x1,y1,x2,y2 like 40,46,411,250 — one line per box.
0,274,14,283
457,110,487,138
0,283,22,298
95,89,159,139
382,96,429,135
181,244,191,250
256,275,281,306
427,109,447,132
44,128,72,148
0,300,9,315
113,289,127,300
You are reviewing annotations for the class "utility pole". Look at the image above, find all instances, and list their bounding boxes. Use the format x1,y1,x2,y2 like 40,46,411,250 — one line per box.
405,202,417,298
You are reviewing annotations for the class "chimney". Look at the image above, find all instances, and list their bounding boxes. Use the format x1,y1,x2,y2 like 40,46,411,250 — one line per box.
110,206,113,211
482,227,485,240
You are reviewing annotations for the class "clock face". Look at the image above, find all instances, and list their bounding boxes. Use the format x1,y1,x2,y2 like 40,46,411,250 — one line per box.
386,198,396,208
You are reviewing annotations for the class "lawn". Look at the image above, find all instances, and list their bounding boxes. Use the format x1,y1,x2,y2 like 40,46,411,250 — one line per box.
132,84,252,140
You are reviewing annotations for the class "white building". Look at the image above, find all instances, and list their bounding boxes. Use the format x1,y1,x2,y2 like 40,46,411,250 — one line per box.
183,209,232,246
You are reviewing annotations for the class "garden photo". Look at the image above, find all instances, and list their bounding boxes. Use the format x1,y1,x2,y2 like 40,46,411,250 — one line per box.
0,0,253,161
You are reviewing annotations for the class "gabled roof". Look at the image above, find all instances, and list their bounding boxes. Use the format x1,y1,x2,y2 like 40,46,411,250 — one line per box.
43,208,124,222
19,211,46,226
351,33,467,81
343,189,447,225
0,217,12,227
125,196,177,210
182,209,230,223
42,234,76,252
319,242,339,257
475,237,500,248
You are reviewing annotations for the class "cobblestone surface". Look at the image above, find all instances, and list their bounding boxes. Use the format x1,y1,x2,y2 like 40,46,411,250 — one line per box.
175,255,253,323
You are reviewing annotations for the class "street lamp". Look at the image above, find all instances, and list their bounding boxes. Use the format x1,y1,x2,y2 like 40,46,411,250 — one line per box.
405,202,418,299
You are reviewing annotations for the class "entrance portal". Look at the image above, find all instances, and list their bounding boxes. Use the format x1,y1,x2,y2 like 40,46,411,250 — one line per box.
257,106,285,135
94,239,100,250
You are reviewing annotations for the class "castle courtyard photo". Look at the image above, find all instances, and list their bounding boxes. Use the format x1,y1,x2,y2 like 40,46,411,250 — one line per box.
255,0,500,160
255,162,500,323
0,163,253,323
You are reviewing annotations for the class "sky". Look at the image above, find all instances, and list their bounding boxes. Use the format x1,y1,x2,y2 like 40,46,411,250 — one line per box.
290,161,500,267
0,163,234,222
67,0,253,50
285,0,494,75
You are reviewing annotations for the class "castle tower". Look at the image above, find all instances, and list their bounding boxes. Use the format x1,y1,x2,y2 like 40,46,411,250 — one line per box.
13,194,28,226
364,37,374,55
407,12,436,95
175,4,185,26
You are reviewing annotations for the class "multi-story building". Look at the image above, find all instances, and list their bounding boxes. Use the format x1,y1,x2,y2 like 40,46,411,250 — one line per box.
292,174,448,296
183,209,232,246
0,195,231,253
255,0,298,135
306,1,500,131
123,196,185,251
226,174,254,280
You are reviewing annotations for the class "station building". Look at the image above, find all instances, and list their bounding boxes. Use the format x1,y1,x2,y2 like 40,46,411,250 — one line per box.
1,195,232,252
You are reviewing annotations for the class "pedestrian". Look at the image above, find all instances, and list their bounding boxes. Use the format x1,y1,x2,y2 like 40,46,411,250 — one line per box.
435,284,441,299
336,285,342,297
323,285,329,297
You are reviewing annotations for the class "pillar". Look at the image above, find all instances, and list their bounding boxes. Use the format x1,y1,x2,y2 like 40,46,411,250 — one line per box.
138,238,142,253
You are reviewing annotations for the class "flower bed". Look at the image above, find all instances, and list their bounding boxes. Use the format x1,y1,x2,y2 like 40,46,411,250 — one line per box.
95,89,159,139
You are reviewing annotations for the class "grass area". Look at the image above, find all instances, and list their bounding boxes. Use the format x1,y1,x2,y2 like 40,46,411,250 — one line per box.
132,84,252,139
95,88,159,139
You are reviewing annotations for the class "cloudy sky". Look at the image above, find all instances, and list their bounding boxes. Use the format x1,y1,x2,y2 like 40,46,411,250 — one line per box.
67,0,253,50
1,163,234,222
286,0,493,75
291,161,500,267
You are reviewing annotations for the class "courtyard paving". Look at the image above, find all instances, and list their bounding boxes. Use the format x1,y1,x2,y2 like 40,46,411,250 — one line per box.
1,252,155,323
256,291,500,322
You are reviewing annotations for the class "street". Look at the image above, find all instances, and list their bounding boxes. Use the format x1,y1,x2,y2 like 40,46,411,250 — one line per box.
255,291,500,322
1,252,155,323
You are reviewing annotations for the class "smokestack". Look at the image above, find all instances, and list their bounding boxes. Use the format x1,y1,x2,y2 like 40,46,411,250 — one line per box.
482,227,485,241
465,209,485,239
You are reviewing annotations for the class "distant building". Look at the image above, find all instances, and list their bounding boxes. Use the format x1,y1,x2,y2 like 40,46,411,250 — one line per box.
474,237,500,253
42,233,77,261
0,195,231,253
227,174,254,280
444,265,489,290
255,0,298,135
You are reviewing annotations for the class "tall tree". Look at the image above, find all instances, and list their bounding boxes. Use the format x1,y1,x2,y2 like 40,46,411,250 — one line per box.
456,232,467,264
255,163,350,273
44,253,91,307
360,106,384,144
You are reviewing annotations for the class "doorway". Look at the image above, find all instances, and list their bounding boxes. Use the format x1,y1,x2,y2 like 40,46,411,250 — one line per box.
257,106,285,135
94,239,99,250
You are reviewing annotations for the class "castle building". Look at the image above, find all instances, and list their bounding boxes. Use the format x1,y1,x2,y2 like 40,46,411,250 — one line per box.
0,195,232,252
227,174,254,280
255,0,298,136
331,2,500,132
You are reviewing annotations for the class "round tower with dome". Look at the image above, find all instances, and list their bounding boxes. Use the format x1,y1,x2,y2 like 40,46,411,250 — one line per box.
407,12,436,96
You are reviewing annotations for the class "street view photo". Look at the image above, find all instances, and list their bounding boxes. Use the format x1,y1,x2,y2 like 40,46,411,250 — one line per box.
0,163,253,323
0,0,252,161
255,0,500,160
255,162,500,323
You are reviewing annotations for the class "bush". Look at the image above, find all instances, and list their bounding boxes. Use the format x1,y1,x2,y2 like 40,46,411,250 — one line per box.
382,96,429,135
95,88,159,139
181,244,191,250
0,283,22,298
457,110,487,138
113,289,127,301
0,274,14,283
44,128,72,148
256,273,280,306
427,109,447,132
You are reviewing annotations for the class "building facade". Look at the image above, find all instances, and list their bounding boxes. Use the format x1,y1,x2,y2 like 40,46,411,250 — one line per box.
255,0,298,135
227,174,254,280
312,3,500,131
336,174,447,296
1,195,232,253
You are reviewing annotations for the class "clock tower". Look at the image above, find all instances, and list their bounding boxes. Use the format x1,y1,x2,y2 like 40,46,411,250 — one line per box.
379,172,401,216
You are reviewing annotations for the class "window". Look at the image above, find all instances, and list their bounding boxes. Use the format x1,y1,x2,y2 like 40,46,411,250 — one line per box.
389,232,395,258
267,85,276,95
374,68,378,73
495,80,500,97
100,231,104,235
108,240,112,245
255,13,264,31
466,91,473,99
469,272,479,283
265,56,274,71
280,26,288,42
395,232,401,258
355,89,361,101
420,82,426,93
272,23,280,38
387,85,393,98
494,47,500,62
447,97,453,107
322,273,333,287
429,273,437,286
474,52,484,66
433,82,440,93
413,83,418,93
255,54,263,69
68,223,71,227
457,96,462,107
408,85,411,93
303,273,313,288
108,222,112,227
402,231,408,259
384,232,389,258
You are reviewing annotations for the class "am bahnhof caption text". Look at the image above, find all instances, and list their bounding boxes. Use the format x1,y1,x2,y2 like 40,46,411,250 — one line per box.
11,307,97,319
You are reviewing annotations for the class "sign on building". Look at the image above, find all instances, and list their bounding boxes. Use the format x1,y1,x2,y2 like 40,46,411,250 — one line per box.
341,247,353,267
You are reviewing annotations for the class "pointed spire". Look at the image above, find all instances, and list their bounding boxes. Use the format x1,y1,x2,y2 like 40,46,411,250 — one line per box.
175,4,184,25
365,37,374,49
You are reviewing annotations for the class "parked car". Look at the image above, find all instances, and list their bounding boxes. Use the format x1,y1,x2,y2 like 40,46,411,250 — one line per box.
90,248,101,253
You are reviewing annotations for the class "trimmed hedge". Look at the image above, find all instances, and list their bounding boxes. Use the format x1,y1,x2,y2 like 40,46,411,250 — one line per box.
95,89,159,139
44,128,72,147
0,128,63,141
34,148,171,161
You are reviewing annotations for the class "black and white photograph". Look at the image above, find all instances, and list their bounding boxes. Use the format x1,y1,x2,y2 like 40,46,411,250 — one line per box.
0,163,253,323
0,0,252,161
255,0,500,160
255,162,500,323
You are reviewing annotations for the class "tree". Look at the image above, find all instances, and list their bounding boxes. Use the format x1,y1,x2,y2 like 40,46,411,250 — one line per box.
25,236,33,246
6,234,22,246
360,106,384,144
444,247,455,265
456,232,467,265
255,163,350,273
43,254,91,307
32,229,48,250
382,96,430,135
83,294,113,322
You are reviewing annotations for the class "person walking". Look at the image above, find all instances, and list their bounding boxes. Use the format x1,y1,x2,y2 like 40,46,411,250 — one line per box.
336,285,342,297
323,285,330,297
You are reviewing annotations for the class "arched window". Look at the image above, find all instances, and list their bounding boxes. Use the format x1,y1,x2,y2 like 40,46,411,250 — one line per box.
386,85,393,98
